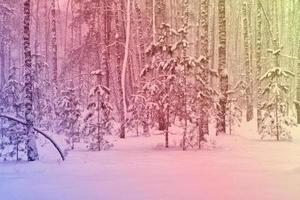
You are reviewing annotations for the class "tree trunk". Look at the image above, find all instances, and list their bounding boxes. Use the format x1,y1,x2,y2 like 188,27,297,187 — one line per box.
182,0,189,151
120,0,131,139
135,2,150,136
64,0,71,57
0,41,5,90
297,39,300,123
114,2,126,139
296,0,300,124
256,1,263,131
51,0,58,85
200,0,210,140
104,0,112,88
44,0,49,64
24,0,39,161
216,0,228,135
243,2,253,122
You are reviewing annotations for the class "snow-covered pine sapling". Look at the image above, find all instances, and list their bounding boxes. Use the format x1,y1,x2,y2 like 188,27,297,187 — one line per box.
260,67,295,141
226,80,247,135
226,98,242,135
127,94,149,137
56,87,81,149
0,66,27,161
2,66,22,115
82,81,113,151
143,22,180,148
32,54,52,127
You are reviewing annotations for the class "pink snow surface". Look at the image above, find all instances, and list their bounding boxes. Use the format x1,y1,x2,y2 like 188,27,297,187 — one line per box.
1,126,300,200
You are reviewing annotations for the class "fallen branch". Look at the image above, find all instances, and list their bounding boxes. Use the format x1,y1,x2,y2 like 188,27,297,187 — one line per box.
0,114,65,161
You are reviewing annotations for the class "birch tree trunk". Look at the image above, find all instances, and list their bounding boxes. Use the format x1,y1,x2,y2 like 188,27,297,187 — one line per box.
51,0,58,85
114,2,126,139
135,2,149,135
216,0,228,135
243,2,253,122
0,40,5,90
120,0,131,139
297,39,300,123
256,1,263,132
44,0,49,64
64,0,71,57
182,0,189,151
200,0,209,141
24,0,39,161
104,0,112,88
296,0,300,124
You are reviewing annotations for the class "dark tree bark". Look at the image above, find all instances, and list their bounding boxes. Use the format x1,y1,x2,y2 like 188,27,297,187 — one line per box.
216,0,228,135
114,2,126,139
256,1,263,131
24,0,39,161
243,2,253,122
296,0,300,124
104,0,112,88
0,40,5,90
51,0,58,85
199,0,210,142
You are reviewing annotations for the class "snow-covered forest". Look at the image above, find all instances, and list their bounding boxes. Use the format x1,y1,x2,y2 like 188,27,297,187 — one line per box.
0,0,300,199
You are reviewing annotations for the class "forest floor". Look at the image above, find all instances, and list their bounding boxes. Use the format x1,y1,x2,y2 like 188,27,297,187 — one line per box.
1,124,300,200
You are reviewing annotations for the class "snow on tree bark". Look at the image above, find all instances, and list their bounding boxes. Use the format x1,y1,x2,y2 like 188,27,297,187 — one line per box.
296,0,300,124
242,2,253,122
114,2,126,139
199,0,209,139
0,40,5,90
121,0,131,139
24,0,39,161
135,2,150,136
216,0,228,135
104,0,112,88
182,0,189,151
51,0,58,85
256,1,263,132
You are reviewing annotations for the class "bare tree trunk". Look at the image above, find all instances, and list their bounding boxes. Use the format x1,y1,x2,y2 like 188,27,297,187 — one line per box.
120,0,131,139
243,2,253,122
297,40,300,123
210,1,216,86
0,41,5,90
104,0,112,88
114,2,126,139
256,1,263,132
182,0,189,151
24,0,39,161
135,2,149,135
64,0,71,56
200,0,210,142
216,0,228,135
44,0,49,64
296,0,300,124
274,0,281,140
51,0,58,85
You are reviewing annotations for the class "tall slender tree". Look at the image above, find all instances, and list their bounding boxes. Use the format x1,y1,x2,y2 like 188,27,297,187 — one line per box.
216,0,228,135
24,0,39,161
296,0,300,124
121,0,131,139
182,0,189,150
51,0,58,85
256,0,263,132
199,0,209,138
243,2,253,122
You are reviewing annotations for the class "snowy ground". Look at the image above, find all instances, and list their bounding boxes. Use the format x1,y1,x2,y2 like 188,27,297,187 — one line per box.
1,126,300,200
